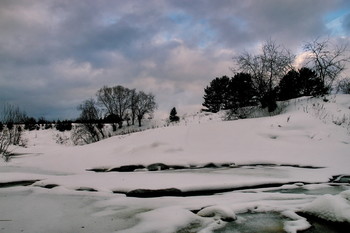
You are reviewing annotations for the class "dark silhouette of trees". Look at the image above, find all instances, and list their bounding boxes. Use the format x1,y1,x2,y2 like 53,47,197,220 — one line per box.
227,73,257,110
203,73,257,113
55,120,72,132
74,85,157,144
278,67,328,101
169,107,180,122
96,85,136,128
203,76,231,112
134,91,157,127
233,39,295,112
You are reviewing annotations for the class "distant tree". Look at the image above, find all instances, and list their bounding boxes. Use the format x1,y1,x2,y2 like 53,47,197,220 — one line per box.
129,89,138,125
278,67,328,100
233,39,295,112
55,120,72,132
202,76,230,112
71,98,103,144
278,70,301,101
169,107,180,122
24,117,38,131
0,104,27,159
227,73,257,110
303,37,350,91
298,67,328,96
37,117,48,125
96,85,133,128
1,103,26,146
134,91,157,127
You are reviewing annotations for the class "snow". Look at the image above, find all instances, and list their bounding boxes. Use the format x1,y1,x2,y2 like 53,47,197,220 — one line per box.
1,95,350,232
302,190,350,223
197,205,237,221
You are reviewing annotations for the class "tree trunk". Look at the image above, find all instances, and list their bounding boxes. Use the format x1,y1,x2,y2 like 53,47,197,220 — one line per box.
138,116,142,127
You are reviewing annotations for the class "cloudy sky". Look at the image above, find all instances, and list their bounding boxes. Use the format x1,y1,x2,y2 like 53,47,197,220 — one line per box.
1,0,350,119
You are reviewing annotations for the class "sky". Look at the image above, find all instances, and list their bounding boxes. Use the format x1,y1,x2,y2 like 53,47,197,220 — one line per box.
1,0,350,120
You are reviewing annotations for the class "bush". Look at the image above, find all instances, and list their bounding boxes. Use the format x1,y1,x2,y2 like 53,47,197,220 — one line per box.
337,78,350,94
56,120,72,132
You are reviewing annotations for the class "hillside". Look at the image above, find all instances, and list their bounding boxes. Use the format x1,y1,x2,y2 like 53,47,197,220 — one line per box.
1,95,350,233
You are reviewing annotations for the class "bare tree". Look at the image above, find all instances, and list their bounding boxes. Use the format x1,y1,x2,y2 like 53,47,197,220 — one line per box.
0,127,11,159
134,91,157,127
129,88,138,125
0,104,27,160
233,39,295,110
96,86,115,116
96,85,133,128
303,37,350,91
72,98,102,145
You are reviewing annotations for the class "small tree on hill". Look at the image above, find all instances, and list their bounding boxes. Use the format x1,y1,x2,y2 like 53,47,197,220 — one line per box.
134,91,157,127
169,107,180,122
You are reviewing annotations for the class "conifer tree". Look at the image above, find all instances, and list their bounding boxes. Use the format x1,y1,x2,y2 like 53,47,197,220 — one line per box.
169,107,180,122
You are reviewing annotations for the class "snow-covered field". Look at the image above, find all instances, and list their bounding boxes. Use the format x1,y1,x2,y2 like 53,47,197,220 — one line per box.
1,95,350,233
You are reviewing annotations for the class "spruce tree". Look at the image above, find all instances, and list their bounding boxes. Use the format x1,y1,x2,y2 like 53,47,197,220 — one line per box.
169,107,180,122
202,76,230,112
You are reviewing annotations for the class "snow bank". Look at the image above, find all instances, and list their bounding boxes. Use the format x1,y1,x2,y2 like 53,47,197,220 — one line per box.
197,205,236,221
117,206,205,233
302,190,350,223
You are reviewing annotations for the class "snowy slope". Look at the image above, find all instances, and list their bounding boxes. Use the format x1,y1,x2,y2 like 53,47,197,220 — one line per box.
1,95,350,233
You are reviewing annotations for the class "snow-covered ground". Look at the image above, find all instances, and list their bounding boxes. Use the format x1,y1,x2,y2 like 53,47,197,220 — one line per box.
1,95,350,233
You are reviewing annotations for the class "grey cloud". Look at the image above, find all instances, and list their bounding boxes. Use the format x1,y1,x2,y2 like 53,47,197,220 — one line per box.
0,0,349,119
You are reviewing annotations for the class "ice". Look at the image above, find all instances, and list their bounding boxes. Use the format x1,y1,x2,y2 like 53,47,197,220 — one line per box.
197,205,237,221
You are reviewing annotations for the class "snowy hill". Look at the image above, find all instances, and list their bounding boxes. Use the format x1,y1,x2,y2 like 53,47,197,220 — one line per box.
1,95,350,233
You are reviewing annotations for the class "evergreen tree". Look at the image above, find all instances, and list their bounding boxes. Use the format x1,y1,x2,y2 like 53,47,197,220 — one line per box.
169,107,180,122
278,67,328,100
278,70,300,101
227,73,257,110
202,76,230,112
299,67,328,96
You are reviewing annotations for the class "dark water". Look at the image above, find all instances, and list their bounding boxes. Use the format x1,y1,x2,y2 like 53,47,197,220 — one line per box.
213,211,349,233
297,213,350,233
214,212,286,233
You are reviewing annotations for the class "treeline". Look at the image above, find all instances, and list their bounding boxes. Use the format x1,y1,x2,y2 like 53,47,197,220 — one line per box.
203,67,327,113
203,38,350,113
73,85,157,144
